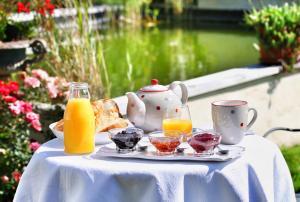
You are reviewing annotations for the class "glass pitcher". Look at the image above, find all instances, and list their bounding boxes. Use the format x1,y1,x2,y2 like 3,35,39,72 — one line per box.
63,82,95,154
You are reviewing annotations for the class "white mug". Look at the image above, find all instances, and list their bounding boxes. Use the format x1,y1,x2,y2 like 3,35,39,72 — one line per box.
211,100,257,144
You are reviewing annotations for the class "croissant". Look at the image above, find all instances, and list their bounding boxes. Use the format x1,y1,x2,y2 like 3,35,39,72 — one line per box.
55,99,128,133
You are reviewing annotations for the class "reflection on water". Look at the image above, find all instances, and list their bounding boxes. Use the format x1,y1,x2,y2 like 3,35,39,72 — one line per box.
101,27,259,97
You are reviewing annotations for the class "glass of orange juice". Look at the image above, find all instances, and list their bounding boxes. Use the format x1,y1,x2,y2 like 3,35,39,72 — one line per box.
163,104,192,138
63,82,95,154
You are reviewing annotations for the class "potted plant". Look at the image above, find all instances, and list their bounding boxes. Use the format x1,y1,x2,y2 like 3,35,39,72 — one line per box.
245,3,300,71
0,1,54,76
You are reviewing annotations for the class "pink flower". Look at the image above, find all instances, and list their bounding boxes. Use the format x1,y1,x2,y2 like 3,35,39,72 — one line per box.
46,82,58,98
24,76,41,88
29,142,40,152
9,102,22,115
8,101,32,115
31,119,42,132
25,112,40,123
12,171,21,183
1,175,9,184
3,95,17,103
21,101,32,113
32,69,49,81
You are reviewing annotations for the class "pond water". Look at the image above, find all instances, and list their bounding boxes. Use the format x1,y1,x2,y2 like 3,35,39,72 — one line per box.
102,26,259,97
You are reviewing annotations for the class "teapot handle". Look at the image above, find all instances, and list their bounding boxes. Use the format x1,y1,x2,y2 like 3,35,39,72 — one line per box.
169,81,188,104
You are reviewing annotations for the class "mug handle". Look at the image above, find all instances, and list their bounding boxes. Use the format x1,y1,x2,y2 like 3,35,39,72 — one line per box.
169,81,188,104
247,108,257,130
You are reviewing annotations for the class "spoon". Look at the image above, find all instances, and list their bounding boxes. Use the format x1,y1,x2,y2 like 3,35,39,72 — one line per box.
176,147,185,153
137,143,148,151
217,146,229,155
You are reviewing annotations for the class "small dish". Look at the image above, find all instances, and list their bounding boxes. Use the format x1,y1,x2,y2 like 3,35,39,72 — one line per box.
148,131,182,155
108,127,144,153
187,130,221,156
49,122,112,145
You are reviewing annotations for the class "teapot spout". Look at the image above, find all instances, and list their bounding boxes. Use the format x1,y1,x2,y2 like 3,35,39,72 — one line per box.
126,92,146,127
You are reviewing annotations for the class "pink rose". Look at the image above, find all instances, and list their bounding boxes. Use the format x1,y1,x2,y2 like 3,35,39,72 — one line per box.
24,77,41,88
25,112,40,123
1,175,9,184
29,142,40,152
32,69,49,81
31,119,42,132
12,171,21,183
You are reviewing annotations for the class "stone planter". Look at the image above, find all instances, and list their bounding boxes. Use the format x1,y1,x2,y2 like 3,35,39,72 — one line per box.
0,40,46,77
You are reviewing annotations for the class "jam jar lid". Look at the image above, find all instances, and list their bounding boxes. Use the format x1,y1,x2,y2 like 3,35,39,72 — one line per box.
140,79,168,92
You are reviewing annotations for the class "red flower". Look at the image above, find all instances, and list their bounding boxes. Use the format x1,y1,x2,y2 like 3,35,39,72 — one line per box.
37,7,46,16
1,175,9,184
7,81,19,92
25,112,40,123
3,95,17,103
31,119,42,132
45,0,55,15
12,171,22,183
0,83,10,96
29,142,40,152
17,2,30,13
37,0,55,16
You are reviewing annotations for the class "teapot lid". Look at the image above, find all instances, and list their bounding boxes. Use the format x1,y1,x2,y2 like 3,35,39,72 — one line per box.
140,79,168,92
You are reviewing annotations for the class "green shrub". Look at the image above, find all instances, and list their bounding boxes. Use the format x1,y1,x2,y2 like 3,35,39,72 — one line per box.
281,145,300,193
245,3,300,69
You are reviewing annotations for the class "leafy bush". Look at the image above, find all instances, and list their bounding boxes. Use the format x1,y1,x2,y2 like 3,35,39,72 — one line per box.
245,3,300,69
0,68,69,201
0,80,42,202
281,145,300,193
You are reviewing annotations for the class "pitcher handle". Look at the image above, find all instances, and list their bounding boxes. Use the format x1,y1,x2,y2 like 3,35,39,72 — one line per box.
169,81,188,104
247,108,257,130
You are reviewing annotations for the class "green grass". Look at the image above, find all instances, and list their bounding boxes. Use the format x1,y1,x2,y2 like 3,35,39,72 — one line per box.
281,145,300,193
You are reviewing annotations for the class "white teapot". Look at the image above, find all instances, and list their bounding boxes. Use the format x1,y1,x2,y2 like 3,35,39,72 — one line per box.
126,79,188,132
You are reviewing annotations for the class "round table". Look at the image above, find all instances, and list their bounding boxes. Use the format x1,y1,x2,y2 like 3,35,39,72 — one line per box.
14,134,296,202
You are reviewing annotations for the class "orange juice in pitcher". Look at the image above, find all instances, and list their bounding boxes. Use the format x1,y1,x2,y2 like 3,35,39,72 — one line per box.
63,82,95,154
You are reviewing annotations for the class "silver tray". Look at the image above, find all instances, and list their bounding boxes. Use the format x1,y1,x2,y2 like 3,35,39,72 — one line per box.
93,142,245,162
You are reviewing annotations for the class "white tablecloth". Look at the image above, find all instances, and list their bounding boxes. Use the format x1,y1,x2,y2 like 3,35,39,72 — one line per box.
14,135,296,202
